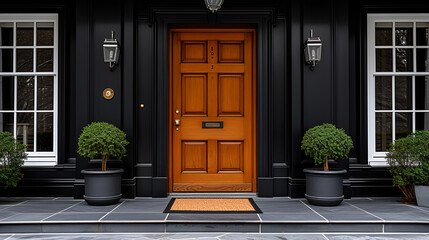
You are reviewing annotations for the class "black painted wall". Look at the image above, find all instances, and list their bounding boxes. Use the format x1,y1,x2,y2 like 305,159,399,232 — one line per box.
6,0,429,197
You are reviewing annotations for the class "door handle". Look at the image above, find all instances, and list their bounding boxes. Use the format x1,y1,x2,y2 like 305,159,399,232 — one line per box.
175,119,180,126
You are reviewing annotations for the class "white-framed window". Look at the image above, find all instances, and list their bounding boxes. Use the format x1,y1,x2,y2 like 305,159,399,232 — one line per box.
0,14,58,166
368,14,429,166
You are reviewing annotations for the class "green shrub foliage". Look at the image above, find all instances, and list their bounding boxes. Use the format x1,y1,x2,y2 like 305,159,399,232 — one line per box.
0,132,26,188
386,131,429,201
301,123,353,170
78,122,129,171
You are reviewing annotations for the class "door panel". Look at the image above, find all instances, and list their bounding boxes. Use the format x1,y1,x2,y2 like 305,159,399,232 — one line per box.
170,29,255,192
218,74,244,116
218,141,244,173
181,141,207,173
181,74,207,116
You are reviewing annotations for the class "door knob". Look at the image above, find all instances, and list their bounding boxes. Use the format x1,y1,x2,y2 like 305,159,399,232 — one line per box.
175,119,180,126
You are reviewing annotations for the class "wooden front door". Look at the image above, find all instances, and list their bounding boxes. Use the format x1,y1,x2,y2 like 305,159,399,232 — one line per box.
169,29,256,192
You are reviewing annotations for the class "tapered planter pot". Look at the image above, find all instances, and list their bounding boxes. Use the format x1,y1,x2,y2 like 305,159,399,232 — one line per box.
304,168,346,206
81,168,123,206
415,185,429,208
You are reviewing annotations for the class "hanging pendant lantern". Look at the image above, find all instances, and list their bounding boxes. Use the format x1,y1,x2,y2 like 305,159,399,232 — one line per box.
204,0,224,13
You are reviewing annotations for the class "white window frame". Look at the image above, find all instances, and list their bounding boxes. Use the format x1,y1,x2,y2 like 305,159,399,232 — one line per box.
0,14,58,166
367,14,429,166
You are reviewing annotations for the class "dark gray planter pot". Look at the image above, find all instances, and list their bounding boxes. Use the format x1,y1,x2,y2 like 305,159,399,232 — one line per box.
81,168,123,206
415,185,429,208
304,168,347,206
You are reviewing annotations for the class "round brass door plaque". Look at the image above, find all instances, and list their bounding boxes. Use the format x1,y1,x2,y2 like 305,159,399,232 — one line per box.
103,88,114,100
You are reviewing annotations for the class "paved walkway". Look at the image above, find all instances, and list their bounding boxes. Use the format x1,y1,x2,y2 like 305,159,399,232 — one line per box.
0,197,427,234
1,233,429,239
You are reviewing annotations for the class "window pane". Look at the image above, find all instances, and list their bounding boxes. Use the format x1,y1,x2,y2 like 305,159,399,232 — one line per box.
37,76,53,110
416,112,429,131
17,76,34,110
417,22,429,46
416,49,429,72
395,76,412,110
0,49,13,72
36,49,53,72
0,112,13,134
395,22,413,46
16,22,33,46
416,76,429,110
37,112,53,152
376,112,392,152
0,76,14,110
396,112,413,140
376,22,393,46
37,22,54,46
16,49,33,72
375,76,392,110
0,22,13,46
17,113,34,151
376,49,393,72
396,49,413,72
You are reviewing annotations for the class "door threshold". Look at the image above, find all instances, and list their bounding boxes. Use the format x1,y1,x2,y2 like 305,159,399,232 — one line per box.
169,192,257,198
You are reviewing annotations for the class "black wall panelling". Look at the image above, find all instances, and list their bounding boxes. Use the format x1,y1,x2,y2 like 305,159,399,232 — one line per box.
288,0,304,198
74,0,92,197
136,18,155,197
74,0,136,198
270,16,288,196
121,0,136,197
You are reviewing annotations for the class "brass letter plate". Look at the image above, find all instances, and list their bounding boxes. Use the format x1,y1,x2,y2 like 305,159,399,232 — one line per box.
202,121,223,128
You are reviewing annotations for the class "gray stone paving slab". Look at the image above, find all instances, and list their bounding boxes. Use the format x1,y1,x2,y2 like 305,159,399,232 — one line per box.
0,201,77,214
219,233,325,240
254,200,315,214
1,213,52,221
305,202,382,221
259,212,326,222
101,223,165,232
101,213,167,221
113,200,170,213
43,213,106,221
384,223,429,233
0,211,18,221
261,223,383,233
64,201,118,213
348,201,429,221
326,234,429,240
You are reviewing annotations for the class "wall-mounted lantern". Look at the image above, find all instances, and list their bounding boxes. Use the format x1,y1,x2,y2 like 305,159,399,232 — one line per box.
304,29,322,70
204,0,224,13
103,31,120,71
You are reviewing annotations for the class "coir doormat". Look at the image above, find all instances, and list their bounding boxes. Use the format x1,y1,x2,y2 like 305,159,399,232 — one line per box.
163,198,262,213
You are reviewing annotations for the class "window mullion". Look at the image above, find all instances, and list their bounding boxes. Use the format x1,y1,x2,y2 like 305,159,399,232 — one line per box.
13,76,17,140
392,75,396,142
412,22,417,134
33,22,37,153
393,21,396,73
413,76,416,133
34,76,37,152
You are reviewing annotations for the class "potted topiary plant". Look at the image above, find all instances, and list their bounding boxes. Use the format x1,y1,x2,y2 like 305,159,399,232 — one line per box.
301,123,353,206
78,122,129,205
386,131,429,206
0,132,26,188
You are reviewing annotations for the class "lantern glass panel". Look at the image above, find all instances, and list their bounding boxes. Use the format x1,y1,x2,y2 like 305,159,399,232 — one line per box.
309,44,321,61
103,45,117,63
